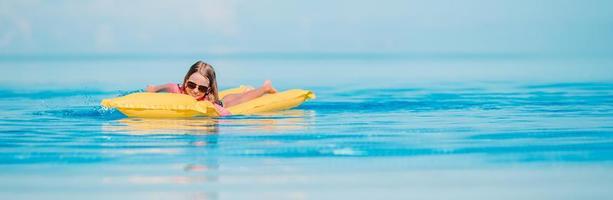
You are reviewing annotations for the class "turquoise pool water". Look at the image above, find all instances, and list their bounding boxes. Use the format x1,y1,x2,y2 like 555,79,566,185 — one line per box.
1,56,613,199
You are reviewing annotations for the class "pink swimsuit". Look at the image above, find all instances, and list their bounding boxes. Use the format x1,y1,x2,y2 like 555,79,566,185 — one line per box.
165,83,231,116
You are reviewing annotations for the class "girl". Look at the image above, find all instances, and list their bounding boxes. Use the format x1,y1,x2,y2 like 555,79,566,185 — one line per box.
145,60,277,116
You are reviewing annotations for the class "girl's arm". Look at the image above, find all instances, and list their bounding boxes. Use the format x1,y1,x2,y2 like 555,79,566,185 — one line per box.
146,83,179,93
146,84,166,92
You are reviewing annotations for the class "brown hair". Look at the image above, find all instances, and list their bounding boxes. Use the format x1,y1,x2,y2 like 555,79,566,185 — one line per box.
182,60,219,102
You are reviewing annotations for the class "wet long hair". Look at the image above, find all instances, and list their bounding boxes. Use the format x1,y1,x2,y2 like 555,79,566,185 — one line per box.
182,60,219,102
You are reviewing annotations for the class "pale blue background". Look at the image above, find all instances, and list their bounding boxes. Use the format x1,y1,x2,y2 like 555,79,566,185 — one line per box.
1,0,612,55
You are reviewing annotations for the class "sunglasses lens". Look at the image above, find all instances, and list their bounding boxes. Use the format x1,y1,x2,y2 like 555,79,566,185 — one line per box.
198,86,208,93
186,82,197,89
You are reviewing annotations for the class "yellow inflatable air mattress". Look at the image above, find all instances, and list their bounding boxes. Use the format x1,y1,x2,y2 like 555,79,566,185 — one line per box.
100,86,315,118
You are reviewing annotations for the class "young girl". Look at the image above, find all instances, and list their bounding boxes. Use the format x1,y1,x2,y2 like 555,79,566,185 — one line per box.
145,60,277,116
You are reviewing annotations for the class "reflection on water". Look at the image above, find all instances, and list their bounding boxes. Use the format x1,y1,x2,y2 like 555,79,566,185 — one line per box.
219,110,315,133
104,118,220,134
102,110,315,135
97,133,223,200
94,110,318,199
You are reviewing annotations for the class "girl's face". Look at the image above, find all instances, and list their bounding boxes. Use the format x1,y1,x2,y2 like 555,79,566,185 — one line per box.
184,73,210,99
